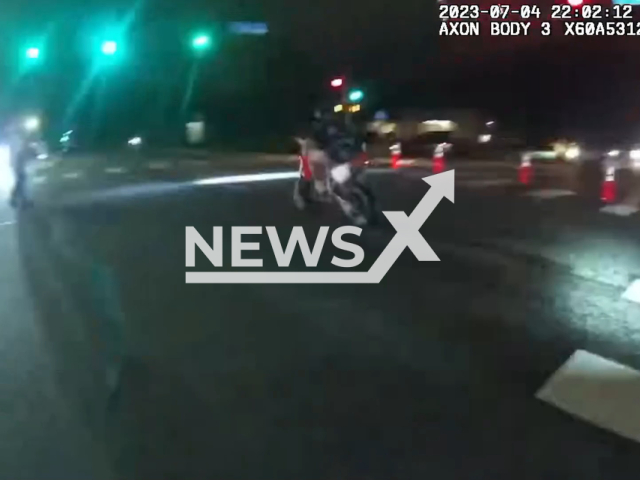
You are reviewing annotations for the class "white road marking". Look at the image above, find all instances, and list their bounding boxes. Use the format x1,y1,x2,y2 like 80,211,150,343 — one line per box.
600,204,640,217
537,350,640,444
62,171,82,179
184,160,209,167
105,167,127,174
622,279,640,304
525,189,576,199
0,220,15,227
31,175,47,184
148,161,171,170
32,160,57,171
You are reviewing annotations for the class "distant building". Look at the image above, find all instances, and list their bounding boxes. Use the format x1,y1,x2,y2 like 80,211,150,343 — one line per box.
367,109,486,142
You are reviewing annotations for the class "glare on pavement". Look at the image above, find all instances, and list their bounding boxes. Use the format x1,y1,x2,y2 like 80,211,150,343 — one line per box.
193,171,300,186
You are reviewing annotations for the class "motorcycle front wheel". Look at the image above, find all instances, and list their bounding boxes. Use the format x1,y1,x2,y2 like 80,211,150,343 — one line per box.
336,182,377,226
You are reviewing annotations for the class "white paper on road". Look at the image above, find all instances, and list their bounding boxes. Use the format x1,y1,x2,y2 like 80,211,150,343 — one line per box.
537,350,640,444
600,205,640,217
525,189,576,199
622,279,640,305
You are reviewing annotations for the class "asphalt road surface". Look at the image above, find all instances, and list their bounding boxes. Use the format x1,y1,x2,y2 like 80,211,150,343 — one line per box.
2,153,640,479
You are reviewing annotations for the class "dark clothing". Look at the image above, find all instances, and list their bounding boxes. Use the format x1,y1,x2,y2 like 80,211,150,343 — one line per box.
310,119,361,164
7,138,35,208
10,166,27,208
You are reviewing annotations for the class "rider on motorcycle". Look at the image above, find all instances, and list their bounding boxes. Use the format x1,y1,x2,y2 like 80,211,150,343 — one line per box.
295,109,361,209
5,115,44,208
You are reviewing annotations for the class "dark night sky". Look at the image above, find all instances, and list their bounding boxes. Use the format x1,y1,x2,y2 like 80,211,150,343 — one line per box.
2,0,640,143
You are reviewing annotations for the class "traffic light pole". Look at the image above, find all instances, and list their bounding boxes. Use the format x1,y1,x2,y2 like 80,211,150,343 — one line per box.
181,57,201,119
342,80,353,129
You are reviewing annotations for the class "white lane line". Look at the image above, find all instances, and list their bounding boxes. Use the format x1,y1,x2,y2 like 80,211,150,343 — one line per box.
0,220,15,227
600,205,640,217
525,189,576,199
403,169,473,178
105,167,127,174
62,171,82,179
537,350,640,444
622,279,640,304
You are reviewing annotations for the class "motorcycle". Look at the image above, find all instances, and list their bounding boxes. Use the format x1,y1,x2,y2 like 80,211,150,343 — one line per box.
293,144,378,226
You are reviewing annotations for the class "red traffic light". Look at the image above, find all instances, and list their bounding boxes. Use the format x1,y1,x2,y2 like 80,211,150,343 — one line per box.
568,0,583,6
330,78,344,88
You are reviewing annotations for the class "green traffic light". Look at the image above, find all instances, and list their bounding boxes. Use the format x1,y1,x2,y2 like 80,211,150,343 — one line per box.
348,89,364,102
26,47,40,59
192,34,212,50
101,40,118,56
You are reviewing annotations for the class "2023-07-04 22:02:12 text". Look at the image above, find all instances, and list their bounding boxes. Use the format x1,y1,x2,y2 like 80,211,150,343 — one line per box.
439,3,640,36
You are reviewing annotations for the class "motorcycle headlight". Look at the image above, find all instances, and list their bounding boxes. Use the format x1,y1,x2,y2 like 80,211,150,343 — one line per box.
330,164,352,184
565,146,580,160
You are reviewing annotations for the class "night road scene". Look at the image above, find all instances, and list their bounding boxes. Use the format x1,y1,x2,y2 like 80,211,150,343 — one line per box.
2,0,640,478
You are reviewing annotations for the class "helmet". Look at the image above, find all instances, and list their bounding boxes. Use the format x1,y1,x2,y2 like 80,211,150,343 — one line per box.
312,107,337,123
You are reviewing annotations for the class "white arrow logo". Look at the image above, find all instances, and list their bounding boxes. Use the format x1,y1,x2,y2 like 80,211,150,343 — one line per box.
186,170,455,283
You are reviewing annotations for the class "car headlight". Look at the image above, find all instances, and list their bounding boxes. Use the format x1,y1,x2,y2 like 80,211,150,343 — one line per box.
608,150,620,157
24,117,40,132
630,150,640,162
565,146,580,160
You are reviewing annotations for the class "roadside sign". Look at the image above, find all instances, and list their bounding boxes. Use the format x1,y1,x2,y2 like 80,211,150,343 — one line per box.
374,110,389,121
228,22,268,35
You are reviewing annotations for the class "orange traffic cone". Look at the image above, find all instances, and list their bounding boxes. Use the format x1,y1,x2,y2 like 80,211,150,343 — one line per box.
433,143,446,174
518,153,533,185
390,143,402,169
601,165,617,203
